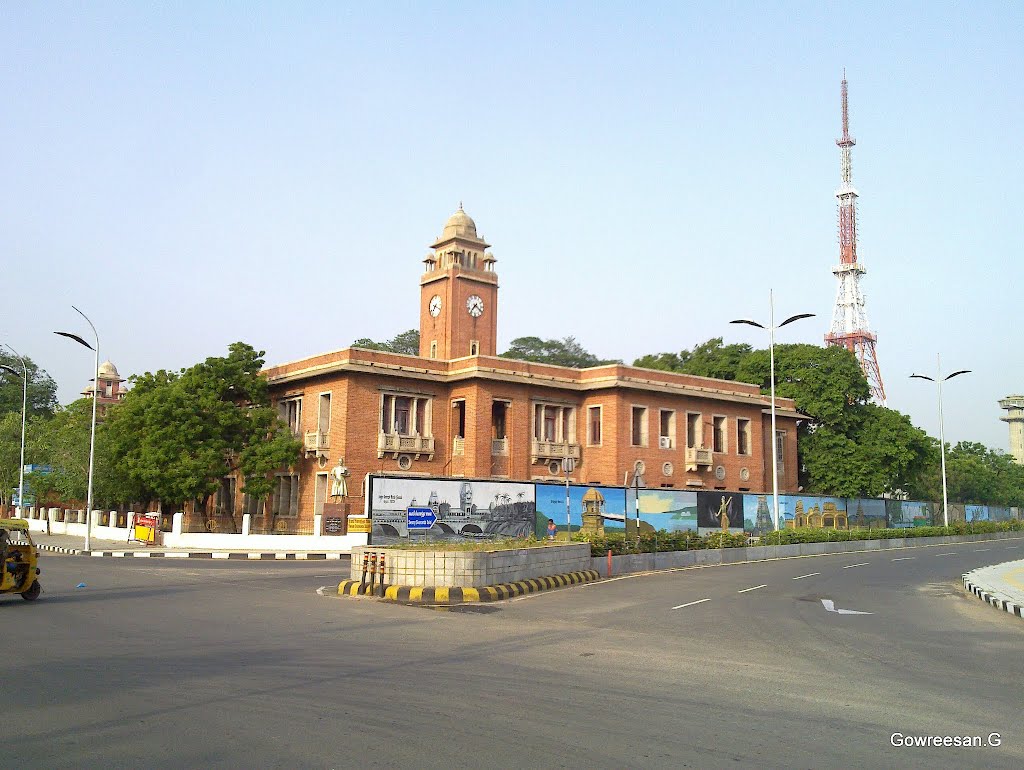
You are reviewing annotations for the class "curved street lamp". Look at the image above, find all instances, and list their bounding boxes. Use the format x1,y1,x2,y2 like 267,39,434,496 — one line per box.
55,306,100,552
911,355,971,528
0,345,28,517
731,290,814,531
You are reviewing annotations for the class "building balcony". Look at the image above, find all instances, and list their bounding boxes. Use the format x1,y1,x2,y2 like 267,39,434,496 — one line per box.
378,432,435,460
685,447,713,472
491,437,508,456
304,431,330,457
531,440,581,463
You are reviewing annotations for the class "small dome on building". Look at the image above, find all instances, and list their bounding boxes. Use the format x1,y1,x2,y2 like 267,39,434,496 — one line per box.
440,204,478,241
98,360,122,380
581,488,606,504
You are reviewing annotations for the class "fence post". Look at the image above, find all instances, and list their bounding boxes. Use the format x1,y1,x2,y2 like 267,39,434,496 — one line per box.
242,513,251,537
172,511,184,535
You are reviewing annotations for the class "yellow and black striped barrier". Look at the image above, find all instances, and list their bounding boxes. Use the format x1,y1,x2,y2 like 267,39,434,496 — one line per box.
337,570,600,604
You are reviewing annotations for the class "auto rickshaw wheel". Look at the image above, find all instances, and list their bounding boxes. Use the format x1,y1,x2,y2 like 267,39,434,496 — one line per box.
21,579,41,601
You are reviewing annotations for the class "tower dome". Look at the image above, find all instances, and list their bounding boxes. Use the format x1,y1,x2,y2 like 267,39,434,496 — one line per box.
441,204,477,240
98,360,122,380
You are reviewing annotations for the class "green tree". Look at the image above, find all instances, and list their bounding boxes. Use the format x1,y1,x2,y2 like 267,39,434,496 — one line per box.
0,352,58,420
102,342,301,509
501,336,620,368
0,412,22,504
940,442,1024,506
635,337,752,381
352,329,420,355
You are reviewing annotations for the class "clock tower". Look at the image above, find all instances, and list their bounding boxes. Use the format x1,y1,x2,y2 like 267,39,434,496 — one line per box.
419,205,499,360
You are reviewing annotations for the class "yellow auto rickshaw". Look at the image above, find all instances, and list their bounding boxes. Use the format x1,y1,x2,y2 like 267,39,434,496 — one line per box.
0,519,41,601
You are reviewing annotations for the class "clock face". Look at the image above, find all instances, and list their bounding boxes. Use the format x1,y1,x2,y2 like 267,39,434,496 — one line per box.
428,295,442,317
466,295,484,317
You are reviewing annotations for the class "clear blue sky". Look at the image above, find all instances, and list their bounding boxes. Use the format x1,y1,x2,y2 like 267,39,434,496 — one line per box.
2,2,1020,452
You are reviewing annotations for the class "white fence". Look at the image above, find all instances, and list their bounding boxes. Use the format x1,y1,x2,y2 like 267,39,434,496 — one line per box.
8,507,368,552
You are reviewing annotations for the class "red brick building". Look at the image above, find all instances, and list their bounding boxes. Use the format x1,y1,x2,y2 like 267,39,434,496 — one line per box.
260,207,802,530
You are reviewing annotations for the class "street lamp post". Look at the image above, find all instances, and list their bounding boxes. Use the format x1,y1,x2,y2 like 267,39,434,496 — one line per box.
55,306,100,552
731,290,814,532
911,355,970,528
0,346,28,517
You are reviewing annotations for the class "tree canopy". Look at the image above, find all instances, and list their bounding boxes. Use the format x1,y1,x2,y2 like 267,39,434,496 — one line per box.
501,336,620,368
352,329,420,355
0,351,58,420
100,342,301,509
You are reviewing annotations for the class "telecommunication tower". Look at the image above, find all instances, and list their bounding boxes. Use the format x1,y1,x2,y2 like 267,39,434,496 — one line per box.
824,73,886,404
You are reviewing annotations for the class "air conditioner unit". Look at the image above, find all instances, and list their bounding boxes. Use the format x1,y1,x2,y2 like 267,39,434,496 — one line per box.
658,436,672,449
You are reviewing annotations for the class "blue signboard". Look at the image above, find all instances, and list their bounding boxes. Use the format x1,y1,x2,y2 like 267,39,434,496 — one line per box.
406,507,437,530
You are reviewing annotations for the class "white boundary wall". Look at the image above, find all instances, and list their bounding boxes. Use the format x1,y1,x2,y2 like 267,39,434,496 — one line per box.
9,507,369,552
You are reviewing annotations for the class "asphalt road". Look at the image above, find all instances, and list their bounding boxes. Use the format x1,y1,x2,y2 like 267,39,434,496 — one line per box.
5,540,1023,769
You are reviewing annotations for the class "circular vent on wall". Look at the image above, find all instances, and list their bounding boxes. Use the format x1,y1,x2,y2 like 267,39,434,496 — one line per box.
397,454,413,471
634,460,646,476
548,461,561,475
663,462,674,477
715,465,726,481
740,467,750,482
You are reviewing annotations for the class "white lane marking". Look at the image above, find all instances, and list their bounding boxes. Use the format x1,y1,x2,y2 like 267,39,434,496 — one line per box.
891,557,916,562
737,584,767,593
792,572,820,580
821,598,872,615
843,562,870,569
671,598,711,610
1007,546,1020,549
316,585,330,596
975,549,991,552
936,552,957,556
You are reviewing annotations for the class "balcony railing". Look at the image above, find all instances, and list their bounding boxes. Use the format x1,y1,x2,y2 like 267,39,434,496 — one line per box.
531,440,581,463
491,437,508,455
304,431,330,456
377,432,435,460
685,447,713,471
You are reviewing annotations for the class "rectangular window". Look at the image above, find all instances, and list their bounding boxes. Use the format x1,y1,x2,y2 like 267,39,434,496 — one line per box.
314,472,329,518
213,477,235,515
453,399,466,438
713,416,727,453
631,406,648,447
737,418,751,456
242,492,264,517
318,393,331,435
381,394,432,436
659,409,675,448
588,406,602,446
532,402,576,443
278,397,302,435
492,400,508,439
776,430,786,471
686,412,701,449
272,474,299,517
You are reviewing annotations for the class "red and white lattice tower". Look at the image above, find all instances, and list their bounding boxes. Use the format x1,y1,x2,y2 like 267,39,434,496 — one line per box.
824,72,886,404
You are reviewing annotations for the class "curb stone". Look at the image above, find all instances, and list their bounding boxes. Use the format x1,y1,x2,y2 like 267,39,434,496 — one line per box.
337,570,601,604
35,544,344,560
962,572,1024,620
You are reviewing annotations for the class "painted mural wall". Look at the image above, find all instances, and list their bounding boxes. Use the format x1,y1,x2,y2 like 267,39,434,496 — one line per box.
368,475,1022,544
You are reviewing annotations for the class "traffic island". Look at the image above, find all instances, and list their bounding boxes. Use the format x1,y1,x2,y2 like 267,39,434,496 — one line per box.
338,543,598,604
337,570,601,604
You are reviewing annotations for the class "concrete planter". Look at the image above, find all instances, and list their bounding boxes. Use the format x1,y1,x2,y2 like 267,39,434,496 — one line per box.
352,543,592,588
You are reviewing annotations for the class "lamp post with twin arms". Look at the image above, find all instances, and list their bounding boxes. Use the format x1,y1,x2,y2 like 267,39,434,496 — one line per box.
910,356,971,528
0,345,28,517
730,290,814,532
54,307,100,552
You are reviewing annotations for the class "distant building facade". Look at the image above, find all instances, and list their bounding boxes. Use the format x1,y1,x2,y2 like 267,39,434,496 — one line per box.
82,360,127,417
1000,395,1024,464
244,208,803,533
